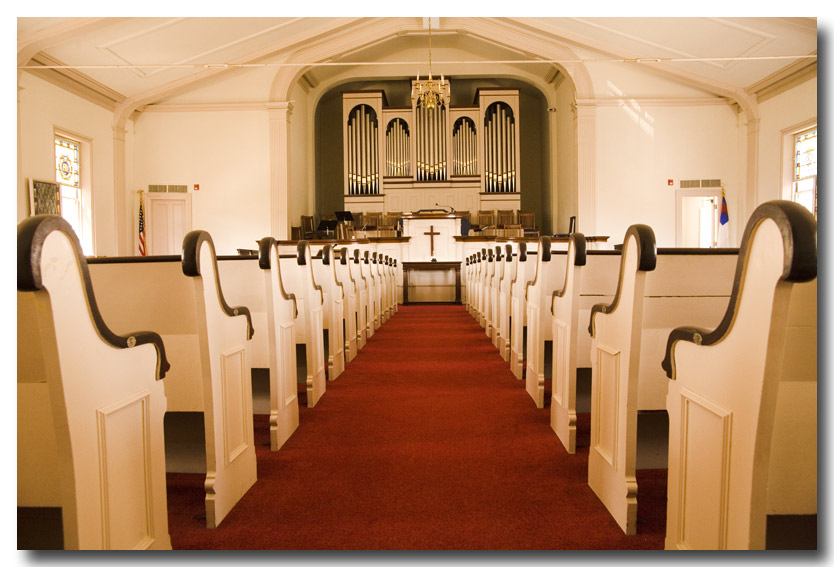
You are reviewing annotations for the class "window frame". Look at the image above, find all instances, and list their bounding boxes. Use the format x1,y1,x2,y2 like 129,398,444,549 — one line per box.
780,118,817,218
53,128,94,254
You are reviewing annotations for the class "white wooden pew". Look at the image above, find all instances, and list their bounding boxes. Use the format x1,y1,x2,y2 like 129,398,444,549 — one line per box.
509,240,539,380
278,241,327,407
587,224,737,535
466,253,481,319
311,244,346,380
359,249,376,340
181,230,259,528
365,250,379,331
524,237,568,408
386,257,398,318
661,201,817,549
489,246,506,348
464,256,475,316
256,237,301,451
352,248,369,349
549,236,621,453
496,243,517,361
386,256,399,318
217,253,299,449
483,248,497,338
83,231,258,529
477,248,491,328
372,252,387,325
17,216,172,549
334,246,359,362
473,250,486,322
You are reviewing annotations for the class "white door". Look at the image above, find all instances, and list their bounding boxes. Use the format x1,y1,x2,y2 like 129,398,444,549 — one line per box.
147,193,191,255
676,189,721,248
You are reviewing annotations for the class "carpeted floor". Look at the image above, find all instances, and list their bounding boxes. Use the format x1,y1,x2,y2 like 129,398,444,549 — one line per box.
166,304,666,550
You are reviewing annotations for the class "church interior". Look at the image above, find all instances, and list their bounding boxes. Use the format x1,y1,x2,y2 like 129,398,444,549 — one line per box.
16,16,818,551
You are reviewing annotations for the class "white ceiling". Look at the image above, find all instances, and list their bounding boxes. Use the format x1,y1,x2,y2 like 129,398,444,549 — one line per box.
17,17,818,108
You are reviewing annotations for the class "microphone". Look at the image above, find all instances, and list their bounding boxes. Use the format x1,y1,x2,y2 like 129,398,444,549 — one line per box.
435,203,456,213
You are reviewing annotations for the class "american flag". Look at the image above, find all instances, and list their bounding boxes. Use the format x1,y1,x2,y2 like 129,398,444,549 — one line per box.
138,198,146,256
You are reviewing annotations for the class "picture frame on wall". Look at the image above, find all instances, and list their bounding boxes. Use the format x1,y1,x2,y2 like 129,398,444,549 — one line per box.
29,178,61,216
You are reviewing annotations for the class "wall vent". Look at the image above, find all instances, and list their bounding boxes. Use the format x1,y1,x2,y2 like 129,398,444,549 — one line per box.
679,179,722,189
148,184,188,193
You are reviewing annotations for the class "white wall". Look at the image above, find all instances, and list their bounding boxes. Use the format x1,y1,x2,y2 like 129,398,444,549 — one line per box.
18,73,117,256
756,78,817,204
131,110,271,255
594,103,741,247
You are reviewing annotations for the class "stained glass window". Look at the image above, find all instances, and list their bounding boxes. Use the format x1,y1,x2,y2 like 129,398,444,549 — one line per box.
55,136,82,237
55,137,79,188
793,129,817,217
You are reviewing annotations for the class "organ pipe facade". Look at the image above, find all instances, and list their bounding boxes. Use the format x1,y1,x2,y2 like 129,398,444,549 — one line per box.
346,104,380,195
342,84,520,199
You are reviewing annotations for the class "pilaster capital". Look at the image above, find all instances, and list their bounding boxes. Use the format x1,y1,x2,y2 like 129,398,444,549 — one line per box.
112,124,127,142
267,101,294,121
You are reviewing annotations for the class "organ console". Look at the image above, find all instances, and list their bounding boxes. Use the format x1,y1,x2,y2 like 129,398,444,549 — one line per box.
343,82,521,218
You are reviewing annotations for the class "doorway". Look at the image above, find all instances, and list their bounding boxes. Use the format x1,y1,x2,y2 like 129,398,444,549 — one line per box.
675,189,721,248
145,192,192,255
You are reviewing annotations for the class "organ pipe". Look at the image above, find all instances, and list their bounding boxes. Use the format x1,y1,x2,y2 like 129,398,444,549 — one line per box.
481,102,515,193
347,104,381,195
346,90,522,195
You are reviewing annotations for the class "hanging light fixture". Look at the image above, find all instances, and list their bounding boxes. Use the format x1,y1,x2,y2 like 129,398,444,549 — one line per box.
412,17,450,110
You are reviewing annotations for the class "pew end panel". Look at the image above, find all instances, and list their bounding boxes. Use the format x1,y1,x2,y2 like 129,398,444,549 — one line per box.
311,244,345,380
587,225,654,536
551,250,619,454
525,238,568,408
549,234,586,453
17,216,171,550
259,237,301,451
662,202,817,550
183,231,258,529
509,241,539,380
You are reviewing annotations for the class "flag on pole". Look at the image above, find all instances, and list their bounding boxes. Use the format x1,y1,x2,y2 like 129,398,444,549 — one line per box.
717,187,730,248
138,193,146,256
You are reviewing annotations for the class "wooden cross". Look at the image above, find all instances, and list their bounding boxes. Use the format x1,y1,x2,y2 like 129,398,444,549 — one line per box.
424,225,440,257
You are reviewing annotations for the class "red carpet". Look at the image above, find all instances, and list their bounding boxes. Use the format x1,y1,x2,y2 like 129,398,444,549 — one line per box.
166,304,666,550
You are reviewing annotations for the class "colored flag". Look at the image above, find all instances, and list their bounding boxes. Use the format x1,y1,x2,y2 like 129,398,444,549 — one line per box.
138,197,146,256
717,188,730,247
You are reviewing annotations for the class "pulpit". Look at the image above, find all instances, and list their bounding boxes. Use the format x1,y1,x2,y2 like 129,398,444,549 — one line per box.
400,211,462,302
401,212,462,262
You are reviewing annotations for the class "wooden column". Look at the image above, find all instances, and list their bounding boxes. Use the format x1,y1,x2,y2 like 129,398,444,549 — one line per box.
269,102,293,240
575,101,597,236
112,125,129,255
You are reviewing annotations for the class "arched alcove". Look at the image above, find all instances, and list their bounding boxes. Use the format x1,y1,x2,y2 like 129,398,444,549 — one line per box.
314,76,554,233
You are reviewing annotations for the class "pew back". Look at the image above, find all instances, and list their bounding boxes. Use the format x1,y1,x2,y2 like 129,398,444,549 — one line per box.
663,201,817,549
587,225,737,535
17,216,171,549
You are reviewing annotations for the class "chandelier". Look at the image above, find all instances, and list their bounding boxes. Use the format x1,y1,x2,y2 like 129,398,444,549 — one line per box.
412,18,450,110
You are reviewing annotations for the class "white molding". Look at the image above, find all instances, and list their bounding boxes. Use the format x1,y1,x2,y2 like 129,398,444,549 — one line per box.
139,102,276,112
591,97,731,107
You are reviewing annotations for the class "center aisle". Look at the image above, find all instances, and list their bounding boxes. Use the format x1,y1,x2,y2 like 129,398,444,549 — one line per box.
167,304,665,550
